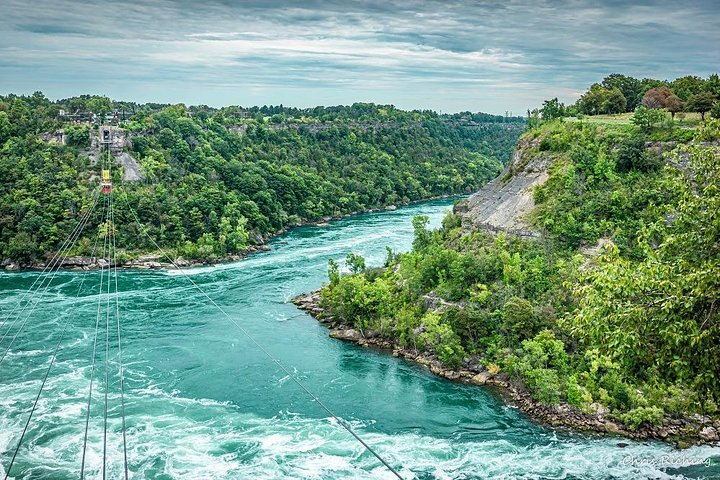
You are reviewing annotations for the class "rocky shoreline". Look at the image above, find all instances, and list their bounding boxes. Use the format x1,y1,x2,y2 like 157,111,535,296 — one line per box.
1,245,273,272
293,290,720,448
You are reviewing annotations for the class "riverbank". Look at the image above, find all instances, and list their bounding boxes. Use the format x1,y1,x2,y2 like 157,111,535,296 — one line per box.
293,290,720,448
3,194,461,272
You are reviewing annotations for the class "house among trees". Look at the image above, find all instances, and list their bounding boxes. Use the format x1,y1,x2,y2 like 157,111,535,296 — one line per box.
57,108,95,123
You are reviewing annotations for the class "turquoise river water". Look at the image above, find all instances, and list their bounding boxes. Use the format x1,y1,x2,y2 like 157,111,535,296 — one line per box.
0,199,718,479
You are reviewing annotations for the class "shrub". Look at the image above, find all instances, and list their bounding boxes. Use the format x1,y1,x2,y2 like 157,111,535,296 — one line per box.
695,118,720,141
418,312,466,366
631,106,666,130
345,252,366,273
615,136,660,173
567,375,594,411
327,258,340,286
711,102,720,120
501,296,544,342
525,367,562,404
503,330,569,405
618,406,664,430
65,125,90,147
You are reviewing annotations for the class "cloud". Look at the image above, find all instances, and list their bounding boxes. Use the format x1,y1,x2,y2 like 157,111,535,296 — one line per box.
0,0,718,113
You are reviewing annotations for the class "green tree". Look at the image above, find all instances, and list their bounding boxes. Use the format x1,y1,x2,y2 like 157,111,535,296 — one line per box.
686,92,718,120
540,98,566,120
86,96,113,117
327,258,340,286
602,74,642,111
670,75,706,101
631,105,666,130
412,215,431,251
569,146,720,401
603,88,627,114
345,252,366,273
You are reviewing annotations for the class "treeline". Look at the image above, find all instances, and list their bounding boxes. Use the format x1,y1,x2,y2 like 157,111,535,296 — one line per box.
0,93,524,263
320,113,720,428
535,73,720,120
1,92,524,128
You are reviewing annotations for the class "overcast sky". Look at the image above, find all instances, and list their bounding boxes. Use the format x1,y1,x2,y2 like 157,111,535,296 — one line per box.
1,0,718,114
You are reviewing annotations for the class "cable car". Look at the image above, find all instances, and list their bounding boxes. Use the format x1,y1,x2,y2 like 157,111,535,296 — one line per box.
101,169,112,194
101,127,112,144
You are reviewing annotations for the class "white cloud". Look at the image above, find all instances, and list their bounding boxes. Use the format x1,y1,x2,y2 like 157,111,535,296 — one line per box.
0,0,718,113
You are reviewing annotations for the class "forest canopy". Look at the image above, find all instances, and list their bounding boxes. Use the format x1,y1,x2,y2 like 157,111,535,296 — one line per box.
0,93,524,263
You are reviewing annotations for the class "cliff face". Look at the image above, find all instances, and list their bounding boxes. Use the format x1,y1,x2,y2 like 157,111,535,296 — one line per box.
454,136,553,238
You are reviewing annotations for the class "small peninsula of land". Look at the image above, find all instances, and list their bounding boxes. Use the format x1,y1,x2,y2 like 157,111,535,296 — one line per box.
299,73,720,447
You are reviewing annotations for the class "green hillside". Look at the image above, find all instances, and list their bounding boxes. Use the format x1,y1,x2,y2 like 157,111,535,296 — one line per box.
0,95,523,263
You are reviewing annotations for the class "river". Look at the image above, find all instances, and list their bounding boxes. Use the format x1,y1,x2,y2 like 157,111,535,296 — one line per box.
0,198,718,479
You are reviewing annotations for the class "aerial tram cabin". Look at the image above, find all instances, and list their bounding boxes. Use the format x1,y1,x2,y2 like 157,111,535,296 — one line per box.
101,127,112,144
101,169,112,194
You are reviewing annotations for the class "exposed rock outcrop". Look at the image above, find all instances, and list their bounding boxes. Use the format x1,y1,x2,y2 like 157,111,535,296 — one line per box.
454,137,551,238
116,152,142,182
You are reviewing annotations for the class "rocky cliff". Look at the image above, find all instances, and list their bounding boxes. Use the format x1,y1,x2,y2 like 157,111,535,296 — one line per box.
454,136,553,238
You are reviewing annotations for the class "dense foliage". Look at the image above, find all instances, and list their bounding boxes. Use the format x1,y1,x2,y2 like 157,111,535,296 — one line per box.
0,93,524,262
320,118,720,427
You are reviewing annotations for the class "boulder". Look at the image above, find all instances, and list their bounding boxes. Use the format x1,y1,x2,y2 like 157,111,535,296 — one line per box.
329,328,360,342
699,426,719,442
175,257,190,267
471,371,493,385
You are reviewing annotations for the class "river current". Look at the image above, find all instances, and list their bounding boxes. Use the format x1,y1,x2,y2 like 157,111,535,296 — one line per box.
0,199,718,479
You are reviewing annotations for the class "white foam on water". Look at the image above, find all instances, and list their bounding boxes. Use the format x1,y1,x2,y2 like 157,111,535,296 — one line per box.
2,337,719,480
2,201,719,479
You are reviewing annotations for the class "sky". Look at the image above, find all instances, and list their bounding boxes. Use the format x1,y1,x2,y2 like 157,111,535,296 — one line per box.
0,0,718,114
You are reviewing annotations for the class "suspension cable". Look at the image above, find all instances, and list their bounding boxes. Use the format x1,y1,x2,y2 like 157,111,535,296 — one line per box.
0,191,100,342
111,192,130,480
0,191,98,345
0,192,100,366
101,133,114,480
120,183,404,479
2,197,104,480
80,194,110,479
102,195,112,480
0,190,100,335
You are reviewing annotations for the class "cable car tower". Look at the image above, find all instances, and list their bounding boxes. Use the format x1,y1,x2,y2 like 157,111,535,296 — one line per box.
99,126,112,194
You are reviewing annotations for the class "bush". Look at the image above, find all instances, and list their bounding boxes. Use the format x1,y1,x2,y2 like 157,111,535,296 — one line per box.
711,102,720,120
631,106,667,130
501,296,545,342
418,312,466,366
4,232,38,261
618,406,664,430
525,367,562,404
345,252,366,273
566,375,593,411
615,136,660,173
65,125,90,147
503,330,569,405
695,118,720,141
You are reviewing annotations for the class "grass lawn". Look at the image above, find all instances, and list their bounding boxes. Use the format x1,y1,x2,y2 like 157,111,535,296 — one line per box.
566,112,703,128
